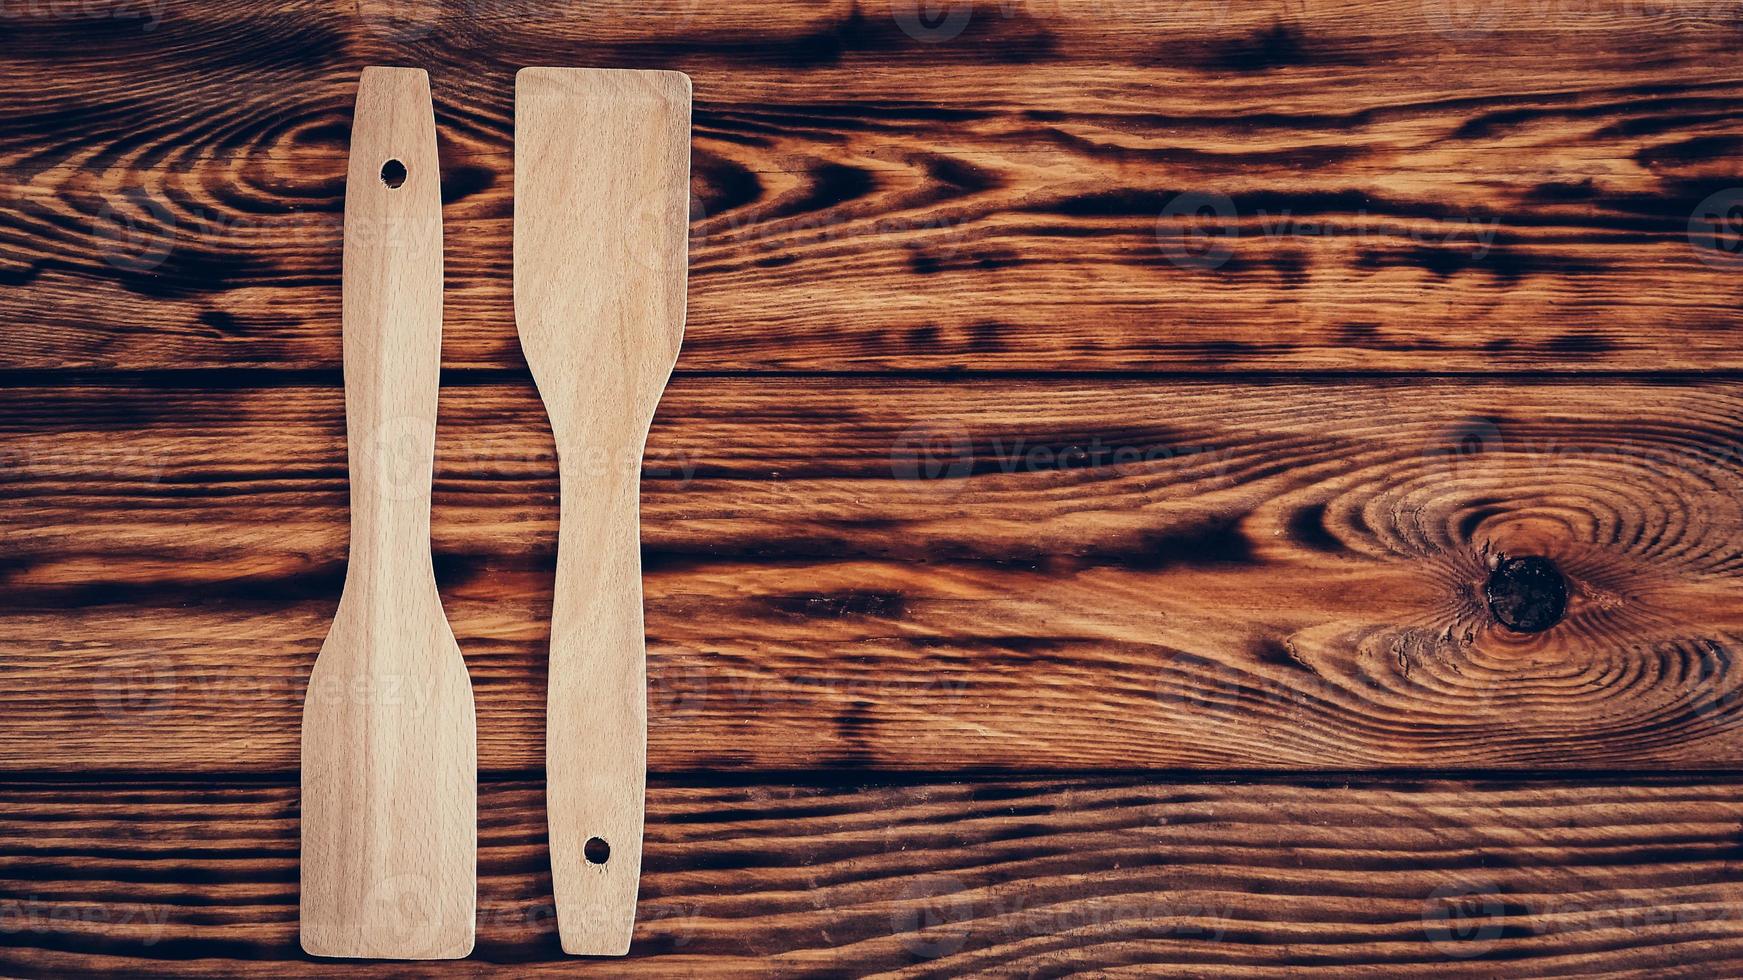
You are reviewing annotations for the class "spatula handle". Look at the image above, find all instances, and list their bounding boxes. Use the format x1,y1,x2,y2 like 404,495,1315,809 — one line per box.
342,66,443,586
547,443,648,955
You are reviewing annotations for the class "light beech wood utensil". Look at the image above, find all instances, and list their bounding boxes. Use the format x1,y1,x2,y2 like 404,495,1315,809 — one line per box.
300,66,477,960
513,66,691,957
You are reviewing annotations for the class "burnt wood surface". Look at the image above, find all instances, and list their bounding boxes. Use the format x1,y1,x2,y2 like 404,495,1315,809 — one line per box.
6,776,1743,977
4,0,1743,975
8,378,1743,774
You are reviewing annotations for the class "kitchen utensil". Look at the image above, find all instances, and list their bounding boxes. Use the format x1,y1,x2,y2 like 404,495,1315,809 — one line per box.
300,65,477,960
513,65,691,957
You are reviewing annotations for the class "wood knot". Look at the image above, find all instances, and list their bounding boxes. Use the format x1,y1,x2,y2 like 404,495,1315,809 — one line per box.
1484,555,1567,633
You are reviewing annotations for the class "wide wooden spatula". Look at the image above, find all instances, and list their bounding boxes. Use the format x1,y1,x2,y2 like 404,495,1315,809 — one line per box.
514,66,691,956
301,66,477,960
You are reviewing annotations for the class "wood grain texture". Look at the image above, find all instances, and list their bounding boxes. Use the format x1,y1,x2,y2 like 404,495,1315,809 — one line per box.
5,376,1743,773
4,0,1743,372
4,775,1743,977
515,65,692,956
5,3,1743,974
297,66,476,960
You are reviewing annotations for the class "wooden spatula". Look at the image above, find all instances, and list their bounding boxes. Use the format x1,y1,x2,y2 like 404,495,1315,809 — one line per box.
300,66,477,960
513,66,691,957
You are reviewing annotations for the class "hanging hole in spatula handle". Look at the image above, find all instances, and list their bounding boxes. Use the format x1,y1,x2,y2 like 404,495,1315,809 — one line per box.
583,837,610,865
380,158,407,188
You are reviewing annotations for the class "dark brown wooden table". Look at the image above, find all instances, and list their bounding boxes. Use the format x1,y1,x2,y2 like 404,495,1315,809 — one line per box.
6,0,1743,974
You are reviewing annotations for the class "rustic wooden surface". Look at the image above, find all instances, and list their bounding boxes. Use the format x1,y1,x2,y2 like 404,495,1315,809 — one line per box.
10,776,1743,977
4,0,1743,974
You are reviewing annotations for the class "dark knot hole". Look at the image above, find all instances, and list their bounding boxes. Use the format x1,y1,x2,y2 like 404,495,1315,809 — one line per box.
1484,555,1567,633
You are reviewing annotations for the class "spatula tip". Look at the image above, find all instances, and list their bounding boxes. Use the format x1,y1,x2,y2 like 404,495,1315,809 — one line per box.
557,926,633,958
515,65,690,103
299,925,476,960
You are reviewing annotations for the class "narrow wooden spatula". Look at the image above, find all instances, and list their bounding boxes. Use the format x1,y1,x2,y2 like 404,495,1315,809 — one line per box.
300,66,477,960
513,66,691,956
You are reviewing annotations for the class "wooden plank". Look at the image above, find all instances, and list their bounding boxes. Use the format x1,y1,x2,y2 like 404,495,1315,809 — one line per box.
4,1,1743,372
4,376,1743,773
2,775,1743,976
